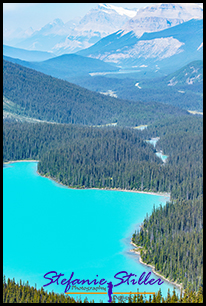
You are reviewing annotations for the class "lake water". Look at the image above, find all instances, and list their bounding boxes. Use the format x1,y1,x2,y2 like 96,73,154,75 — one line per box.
155,152,168,163
89,69,141,76
3,162,178,302
146,138,168,163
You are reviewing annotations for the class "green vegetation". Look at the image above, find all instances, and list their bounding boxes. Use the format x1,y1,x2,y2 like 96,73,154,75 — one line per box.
3,60,188,127
132,116,203,291
72,61,203,112
3,276,77,303
3,122,163,191
3,276,203,303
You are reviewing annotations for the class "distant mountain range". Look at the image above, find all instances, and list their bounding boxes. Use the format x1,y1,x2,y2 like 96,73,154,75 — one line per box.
3,17,80,52
6,4,137,54
3,53,118,78
77,18,203,73
121,2,203,37
53,4,138,55
4,3,203,55
3,45,55,62
3,3,203,114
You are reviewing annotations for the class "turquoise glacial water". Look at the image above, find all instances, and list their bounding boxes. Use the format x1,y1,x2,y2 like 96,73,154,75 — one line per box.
3,162,177,302
155,152,168,163
146,138,168,163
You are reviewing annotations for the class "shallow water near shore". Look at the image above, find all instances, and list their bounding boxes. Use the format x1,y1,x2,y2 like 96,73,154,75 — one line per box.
3,162,179,302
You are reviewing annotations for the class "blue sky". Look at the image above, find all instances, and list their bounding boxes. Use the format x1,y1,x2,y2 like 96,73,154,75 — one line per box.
3,3,155,32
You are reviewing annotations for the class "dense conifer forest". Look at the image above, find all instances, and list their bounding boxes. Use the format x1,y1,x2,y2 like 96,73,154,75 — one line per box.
3,277,203,303
132,116,203,291
3,60,188,126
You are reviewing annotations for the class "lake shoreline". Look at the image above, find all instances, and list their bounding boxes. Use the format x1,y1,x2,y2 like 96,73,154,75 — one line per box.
3,159,39,165
4,159,177,299
38,171,170,198
3,160,170,198
129,241,183,293
39,165,181,294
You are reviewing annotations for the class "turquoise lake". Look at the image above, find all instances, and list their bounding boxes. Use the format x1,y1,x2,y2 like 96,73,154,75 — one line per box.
3,162,178,302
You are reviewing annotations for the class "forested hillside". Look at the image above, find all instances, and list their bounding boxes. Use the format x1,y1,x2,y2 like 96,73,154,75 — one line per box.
3,60,188,126
4,55,202,112
4,119,202,197
132,116,203,291
72,60,203,112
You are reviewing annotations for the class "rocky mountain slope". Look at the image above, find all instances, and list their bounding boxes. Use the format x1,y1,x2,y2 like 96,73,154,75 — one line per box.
5,3,203,55
77,18,203,73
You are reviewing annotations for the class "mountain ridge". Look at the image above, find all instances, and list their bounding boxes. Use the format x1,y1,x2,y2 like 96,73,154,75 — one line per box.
77,18,203,73
5,3,203,55
3,53,119,78
3,44,55,61
3,59,188,127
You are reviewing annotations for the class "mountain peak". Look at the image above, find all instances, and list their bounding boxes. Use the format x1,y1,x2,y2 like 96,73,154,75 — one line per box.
49,18,64,26
121,2,203,37
98,3,137,18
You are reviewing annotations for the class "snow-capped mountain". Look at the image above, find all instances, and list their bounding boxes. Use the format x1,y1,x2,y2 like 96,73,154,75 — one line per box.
52,4,138,54
122,3,203,37
11,4,137,53
14,18,79,51
74,3,136,35
77,18,203,73
6,2,203,56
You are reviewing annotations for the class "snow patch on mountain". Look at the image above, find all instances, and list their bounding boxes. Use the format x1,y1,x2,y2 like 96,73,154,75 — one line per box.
168,77,178,86
186,74,201,84
92,37,185,63
98,3,137,18
52,39,87,53
53,4,138,54
135,82,142,89
197,42,203,50
190,66,199,74
99,89,118,98
32,18,72,36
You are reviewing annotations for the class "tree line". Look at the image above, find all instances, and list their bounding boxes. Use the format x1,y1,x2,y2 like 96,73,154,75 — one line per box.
3,276,203,303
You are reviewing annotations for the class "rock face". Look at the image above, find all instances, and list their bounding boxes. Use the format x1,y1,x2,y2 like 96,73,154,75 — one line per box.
77,18,203,73
11,4,138,54
4,3,203,58
122,3,203,37
53,4,137,54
